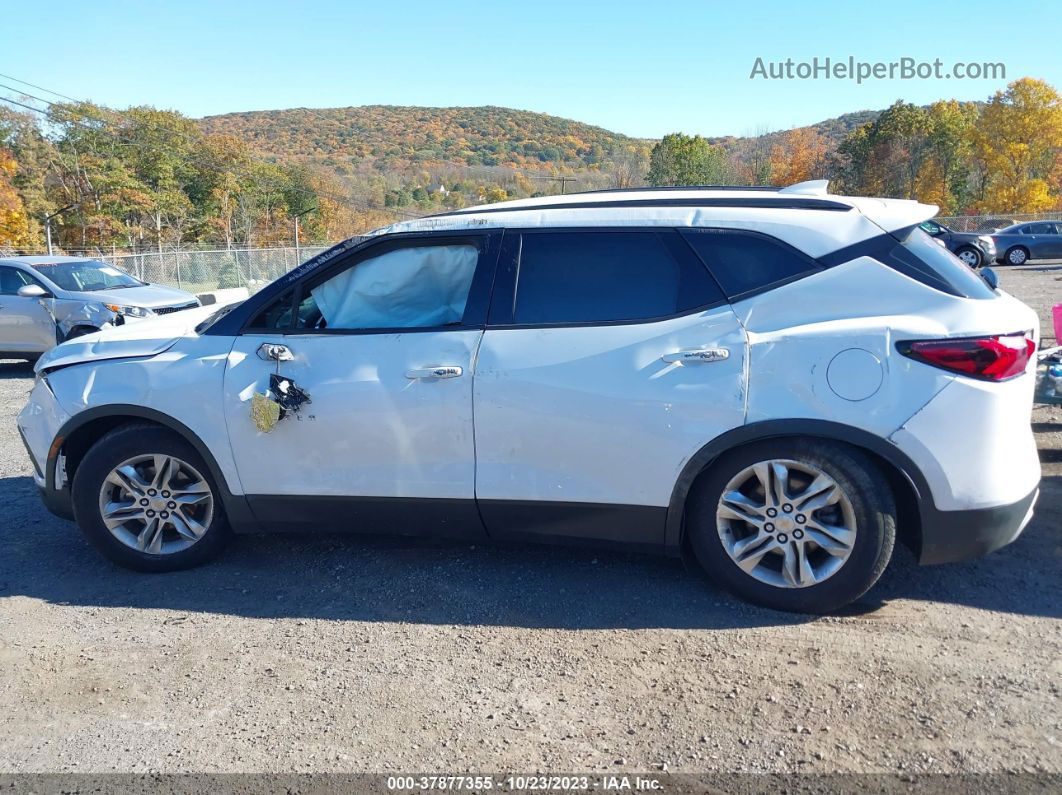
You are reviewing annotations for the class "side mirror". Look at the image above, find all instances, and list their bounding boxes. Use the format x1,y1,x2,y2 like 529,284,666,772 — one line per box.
980,267,999,290
17,284,50,299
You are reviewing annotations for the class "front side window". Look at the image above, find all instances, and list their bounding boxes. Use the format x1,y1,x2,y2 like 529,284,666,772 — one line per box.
0,266,38,295
510,230,722,325
31,260,142,291
253,243,480,331
681,229,821,298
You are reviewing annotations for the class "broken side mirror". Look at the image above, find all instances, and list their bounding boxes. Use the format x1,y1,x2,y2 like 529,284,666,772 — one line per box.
980,267,999,290
17,284,50,299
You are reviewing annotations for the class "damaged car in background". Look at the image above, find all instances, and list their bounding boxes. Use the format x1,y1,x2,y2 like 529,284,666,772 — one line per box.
16,182,1042,614
0,255,199,360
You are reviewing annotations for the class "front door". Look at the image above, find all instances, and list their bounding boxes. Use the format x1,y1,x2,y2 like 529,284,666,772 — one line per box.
472,228,748,547
0,266,56,353
222,233,499,539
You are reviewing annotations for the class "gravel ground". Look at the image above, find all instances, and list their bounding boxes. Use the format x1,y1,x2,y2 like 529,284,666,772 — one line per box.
0,266,1059,783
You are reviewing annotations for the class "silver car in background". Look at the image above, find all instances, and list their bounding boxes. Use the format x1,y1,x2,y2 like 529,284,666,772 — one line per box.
0,255,200,360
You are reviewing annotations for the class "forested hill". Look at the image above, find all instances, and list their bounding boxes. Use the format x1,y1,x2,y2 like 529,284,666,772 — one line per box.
197,105,638,169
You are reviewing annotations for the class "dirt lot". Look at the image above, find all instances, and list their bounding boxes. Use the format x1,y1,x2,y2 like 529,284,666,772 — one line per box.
0,266,1059,785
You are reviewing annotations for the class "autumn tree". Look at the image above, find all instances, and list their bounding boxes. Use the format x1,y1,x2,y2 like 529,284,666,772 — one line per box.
971,77,1062,212
768,128,829,186
646,133,730,186
0,148,29,248
912,100,976,213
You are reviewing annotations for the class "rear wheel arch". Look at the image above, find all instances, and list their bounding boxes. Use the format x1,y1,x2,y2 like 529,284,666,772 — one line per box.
666,420,925,558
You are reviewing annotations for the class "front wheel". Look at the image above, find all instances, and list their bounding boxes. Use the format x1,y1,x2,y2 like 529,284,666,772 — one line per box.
71,423,230,572
1004,246,1029,266
686,439,896,614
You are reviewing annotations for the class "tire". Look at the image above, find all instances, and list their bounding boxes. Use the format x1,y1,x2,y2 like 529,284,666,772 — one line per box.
64,325,99,341
1004,246,1029,266
71,423,230,572
954,246,982,268
686,438,896,614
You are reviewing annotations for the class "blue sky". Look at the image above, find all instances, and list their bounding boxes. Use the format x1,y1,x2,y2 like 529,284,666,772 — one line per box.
4,0,1059,138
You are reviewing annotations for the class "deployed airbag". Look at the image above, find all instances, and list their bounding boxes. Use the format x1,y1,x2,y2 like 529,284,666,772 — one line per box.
311,244,477,329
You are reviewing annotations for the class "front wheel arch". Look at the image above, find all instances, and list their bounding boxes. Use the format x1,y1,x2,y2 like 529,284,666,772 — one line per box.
666,421,925,558
50,406,252,527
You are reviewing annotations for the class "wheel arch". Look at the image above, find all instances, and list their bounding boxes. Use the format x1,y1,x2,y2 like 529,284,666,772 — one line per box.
665,419,927,558
49,405,253,527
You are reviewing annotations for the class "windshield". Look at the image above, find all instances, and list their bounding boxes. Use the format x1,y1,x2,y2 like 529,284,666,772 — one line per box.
194,302,242,334
32,260,143,292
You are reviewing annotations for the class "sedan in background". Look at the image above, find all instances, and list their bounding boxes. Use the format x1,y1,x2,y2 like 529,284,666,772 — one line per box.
0,255,200,360
919,220,996,268
990,221,1062,266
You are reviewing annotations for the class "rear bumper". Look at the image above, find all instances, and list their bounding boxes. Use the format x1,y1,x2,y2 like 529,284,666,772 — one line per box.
918,486,1038,564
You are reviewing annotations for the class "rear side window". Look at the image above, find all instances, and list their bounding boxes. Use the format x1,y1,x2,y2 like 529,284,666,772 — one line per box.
886,227,995,299
680,229,821,298
511,230,723,325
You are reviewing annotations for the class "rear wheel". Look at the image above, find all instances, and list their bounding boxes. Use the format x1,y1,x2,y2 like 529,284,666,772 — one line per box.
686,439,895,613
71,424,230,572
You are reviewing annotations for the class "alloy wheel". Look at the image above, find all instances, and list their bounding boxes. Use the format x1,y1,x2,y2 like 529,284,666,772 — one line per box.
715,459,857,589
97,454,214,555
957,249,980,267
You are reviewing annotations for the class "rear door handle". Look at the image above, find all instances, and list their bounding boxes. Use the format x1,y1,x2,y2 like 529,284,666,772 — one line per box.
406,365,463,379
662,348,730,364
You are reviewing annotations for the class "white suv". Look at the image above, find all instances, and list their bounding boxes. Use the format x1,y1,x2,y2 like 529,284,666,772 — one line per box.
17,181,1041,613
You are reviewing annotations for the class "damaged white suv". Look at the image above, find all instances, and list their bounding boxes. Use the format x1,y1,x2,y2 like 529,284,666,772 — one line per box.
17,182,1041,613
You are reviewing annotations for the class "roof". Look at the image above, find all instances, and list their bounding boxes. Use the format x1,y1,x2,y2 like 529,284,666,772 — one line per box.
0,255,102,265
372,181,938,259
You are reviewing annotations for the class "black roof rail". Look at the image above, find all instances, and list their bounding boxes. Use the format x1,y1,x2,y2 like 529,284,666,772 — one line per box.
429,196,852,217
559,184,780,196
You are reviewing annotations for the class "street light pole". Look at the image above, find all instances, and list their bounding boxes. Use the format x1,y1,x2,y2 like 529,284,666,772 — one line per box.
43,203,80,255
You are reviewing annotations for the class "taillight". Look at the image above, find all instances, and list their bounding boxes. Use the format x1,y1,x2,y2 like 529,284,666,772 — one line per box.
897,333,1035,381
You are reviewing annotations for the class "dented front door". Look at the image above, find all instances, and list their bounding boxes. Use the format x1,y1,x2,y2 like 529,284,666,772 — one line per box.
222,329,487,538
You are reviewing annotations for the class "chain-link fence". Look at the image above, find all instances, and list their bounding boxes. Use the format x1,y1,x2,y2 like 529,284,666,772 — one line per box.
934,212,1061,233
93,244,363,296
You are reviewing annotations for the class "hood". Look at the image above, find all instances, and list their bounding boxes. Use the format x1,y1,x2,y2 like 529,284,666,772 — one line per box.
81,283,199,309
35,304,219,373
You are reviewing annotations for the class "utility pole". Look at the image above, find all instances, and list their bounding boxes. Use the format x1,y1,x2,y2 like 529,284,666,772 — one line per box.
293,206,316,262
532,176,578,194
43,203,79,255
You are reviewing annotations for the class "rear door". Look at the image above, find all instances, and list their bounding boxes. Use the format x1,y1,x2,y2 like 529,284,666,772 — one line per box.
472,228,747,547
222,232,500,538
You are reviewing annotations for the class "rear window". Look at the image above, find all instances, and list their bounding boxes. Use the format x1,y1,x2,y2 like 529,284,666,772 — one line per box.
887,227,995,299
680,229,821,298
511,230,723,325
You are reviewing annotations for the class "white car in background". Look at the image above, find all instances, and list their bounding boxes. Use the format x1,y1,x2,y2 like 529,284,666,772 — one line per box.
17,182,1041,613
0,255,200,359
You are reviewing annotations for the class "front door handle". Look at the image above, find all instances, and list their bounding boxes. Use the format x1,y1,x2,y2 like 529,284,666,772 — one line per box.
662,348,730,364
406,365,463,379
257,343,294,362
